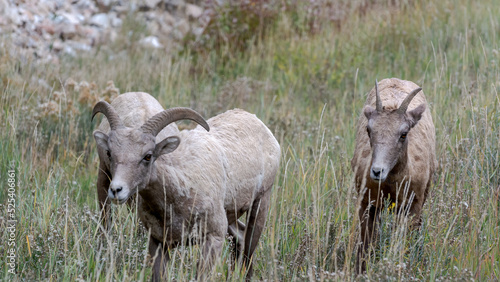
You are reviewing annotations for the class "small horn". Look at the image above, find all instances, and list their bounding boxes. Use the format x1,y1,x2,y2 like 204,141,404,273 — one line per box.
141,107,210,136
92,101,124,130
375,79,382,112
398,87,422,114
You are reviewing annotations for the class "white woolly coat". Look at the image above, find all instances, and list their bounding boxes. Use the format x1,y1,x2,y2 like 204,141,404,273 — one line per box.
97,93,280,246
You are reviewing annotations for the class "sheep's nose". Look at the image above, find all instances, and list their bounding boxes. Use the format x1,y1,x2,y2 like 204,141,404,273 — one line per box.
109,180,125,197
110,186,122,195
371,167,383,178
108,180,129,204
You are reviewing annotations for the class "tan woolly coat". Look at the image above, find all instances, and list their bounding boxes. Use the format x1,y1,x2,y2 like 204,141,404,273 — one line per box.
351,78,437,220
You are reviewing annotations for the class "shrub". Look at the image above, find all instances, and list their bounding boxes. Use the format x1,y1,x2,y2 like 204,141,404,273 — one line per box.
187,0,281,54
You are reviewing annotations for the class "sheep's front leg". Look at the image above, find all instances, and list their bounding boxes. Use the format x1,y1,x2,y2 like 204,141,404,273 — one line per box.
356,204,379,274
196,207,228,279
407,199,424,230
196,232,225,280
149,236,170,282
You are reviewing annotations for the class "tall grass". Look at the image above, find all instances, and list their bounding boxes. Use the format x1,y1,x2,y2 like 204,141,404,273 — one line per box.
1,0,499,280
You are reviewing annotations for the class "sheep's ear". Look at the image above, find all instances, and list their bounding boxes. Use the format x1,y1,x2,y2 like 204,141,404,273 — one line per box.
363,106,377,120
407,104,426,128
94,131,109,151
154,136,180,157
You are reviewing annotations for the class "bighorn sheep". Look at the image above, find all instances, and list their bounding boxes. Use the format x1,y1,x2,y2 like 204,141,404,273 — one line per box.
351,78,436,272
94,92,180,228
92,92,281,281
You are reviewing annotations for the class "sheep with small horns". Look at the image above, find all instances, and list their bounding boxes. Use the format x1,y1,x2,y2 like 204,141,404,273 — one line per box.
92,92,281,281
351,78,436,272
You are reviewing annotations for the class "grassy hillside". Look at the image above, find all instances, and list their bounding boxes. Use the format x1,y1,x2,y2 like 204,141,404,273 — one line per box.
1,0,499,280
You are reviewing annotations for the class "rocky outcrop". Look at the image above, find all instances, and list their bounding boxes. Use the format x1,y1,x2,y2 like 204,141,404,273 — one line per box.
0,0,206,62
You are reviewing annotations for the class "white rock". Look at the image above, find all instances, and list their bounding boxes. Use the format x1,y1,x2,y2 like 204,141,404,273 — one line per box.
174,18,190,36
149,10,175,25
52,40,64,52
67,41,92,52
186,4,203,19
142,0,161,9
114,5,131,15
89,13,110,28
160,24,173,36
18,7,35,24
6,7,22,26
143,11,156,21
33,15,43,25
96,0,112,6
139,36,163,49
63,45,76,57
0,0,9,14
37,0,57,14
61,24,77,40
58,12,83,25
95,0,112,11
147,21,161,35
36,20,56,35
191,27,204,37
109,13,122,27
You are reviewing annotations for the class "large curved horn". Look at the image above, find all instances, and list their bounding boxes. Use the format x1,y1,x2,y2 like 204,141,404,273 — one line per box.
92,101,124,130
397,87,422,114
141,107,210,136
375,79,383,112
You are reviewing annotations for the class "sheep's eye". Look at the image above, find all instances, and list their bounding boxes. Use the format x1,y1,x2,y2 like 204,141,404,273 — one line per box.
106,150,111,158
400,132,408,141
143,154,152,162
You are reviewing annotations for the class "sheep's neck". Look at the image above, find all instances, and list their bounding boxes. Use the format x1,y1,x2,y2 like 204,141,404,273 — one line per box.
387,144,409,182
138,188,165,212
138,166,179,212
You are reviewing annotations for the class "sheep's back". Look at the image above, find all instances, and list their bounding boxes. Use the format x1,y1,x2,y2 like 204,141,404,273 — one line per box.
207,109,281,213
96,92,179,141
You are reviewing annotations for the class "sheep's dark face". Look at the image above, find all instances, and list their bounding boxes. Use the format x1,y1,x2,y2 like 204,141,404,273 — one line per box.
363,104,425,182
94,128,180,204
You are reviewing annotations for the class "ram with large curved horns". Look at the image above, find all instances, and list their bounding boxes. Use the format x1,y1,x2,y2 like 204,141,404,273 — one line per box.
351,78,437,272
92,92,281,281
